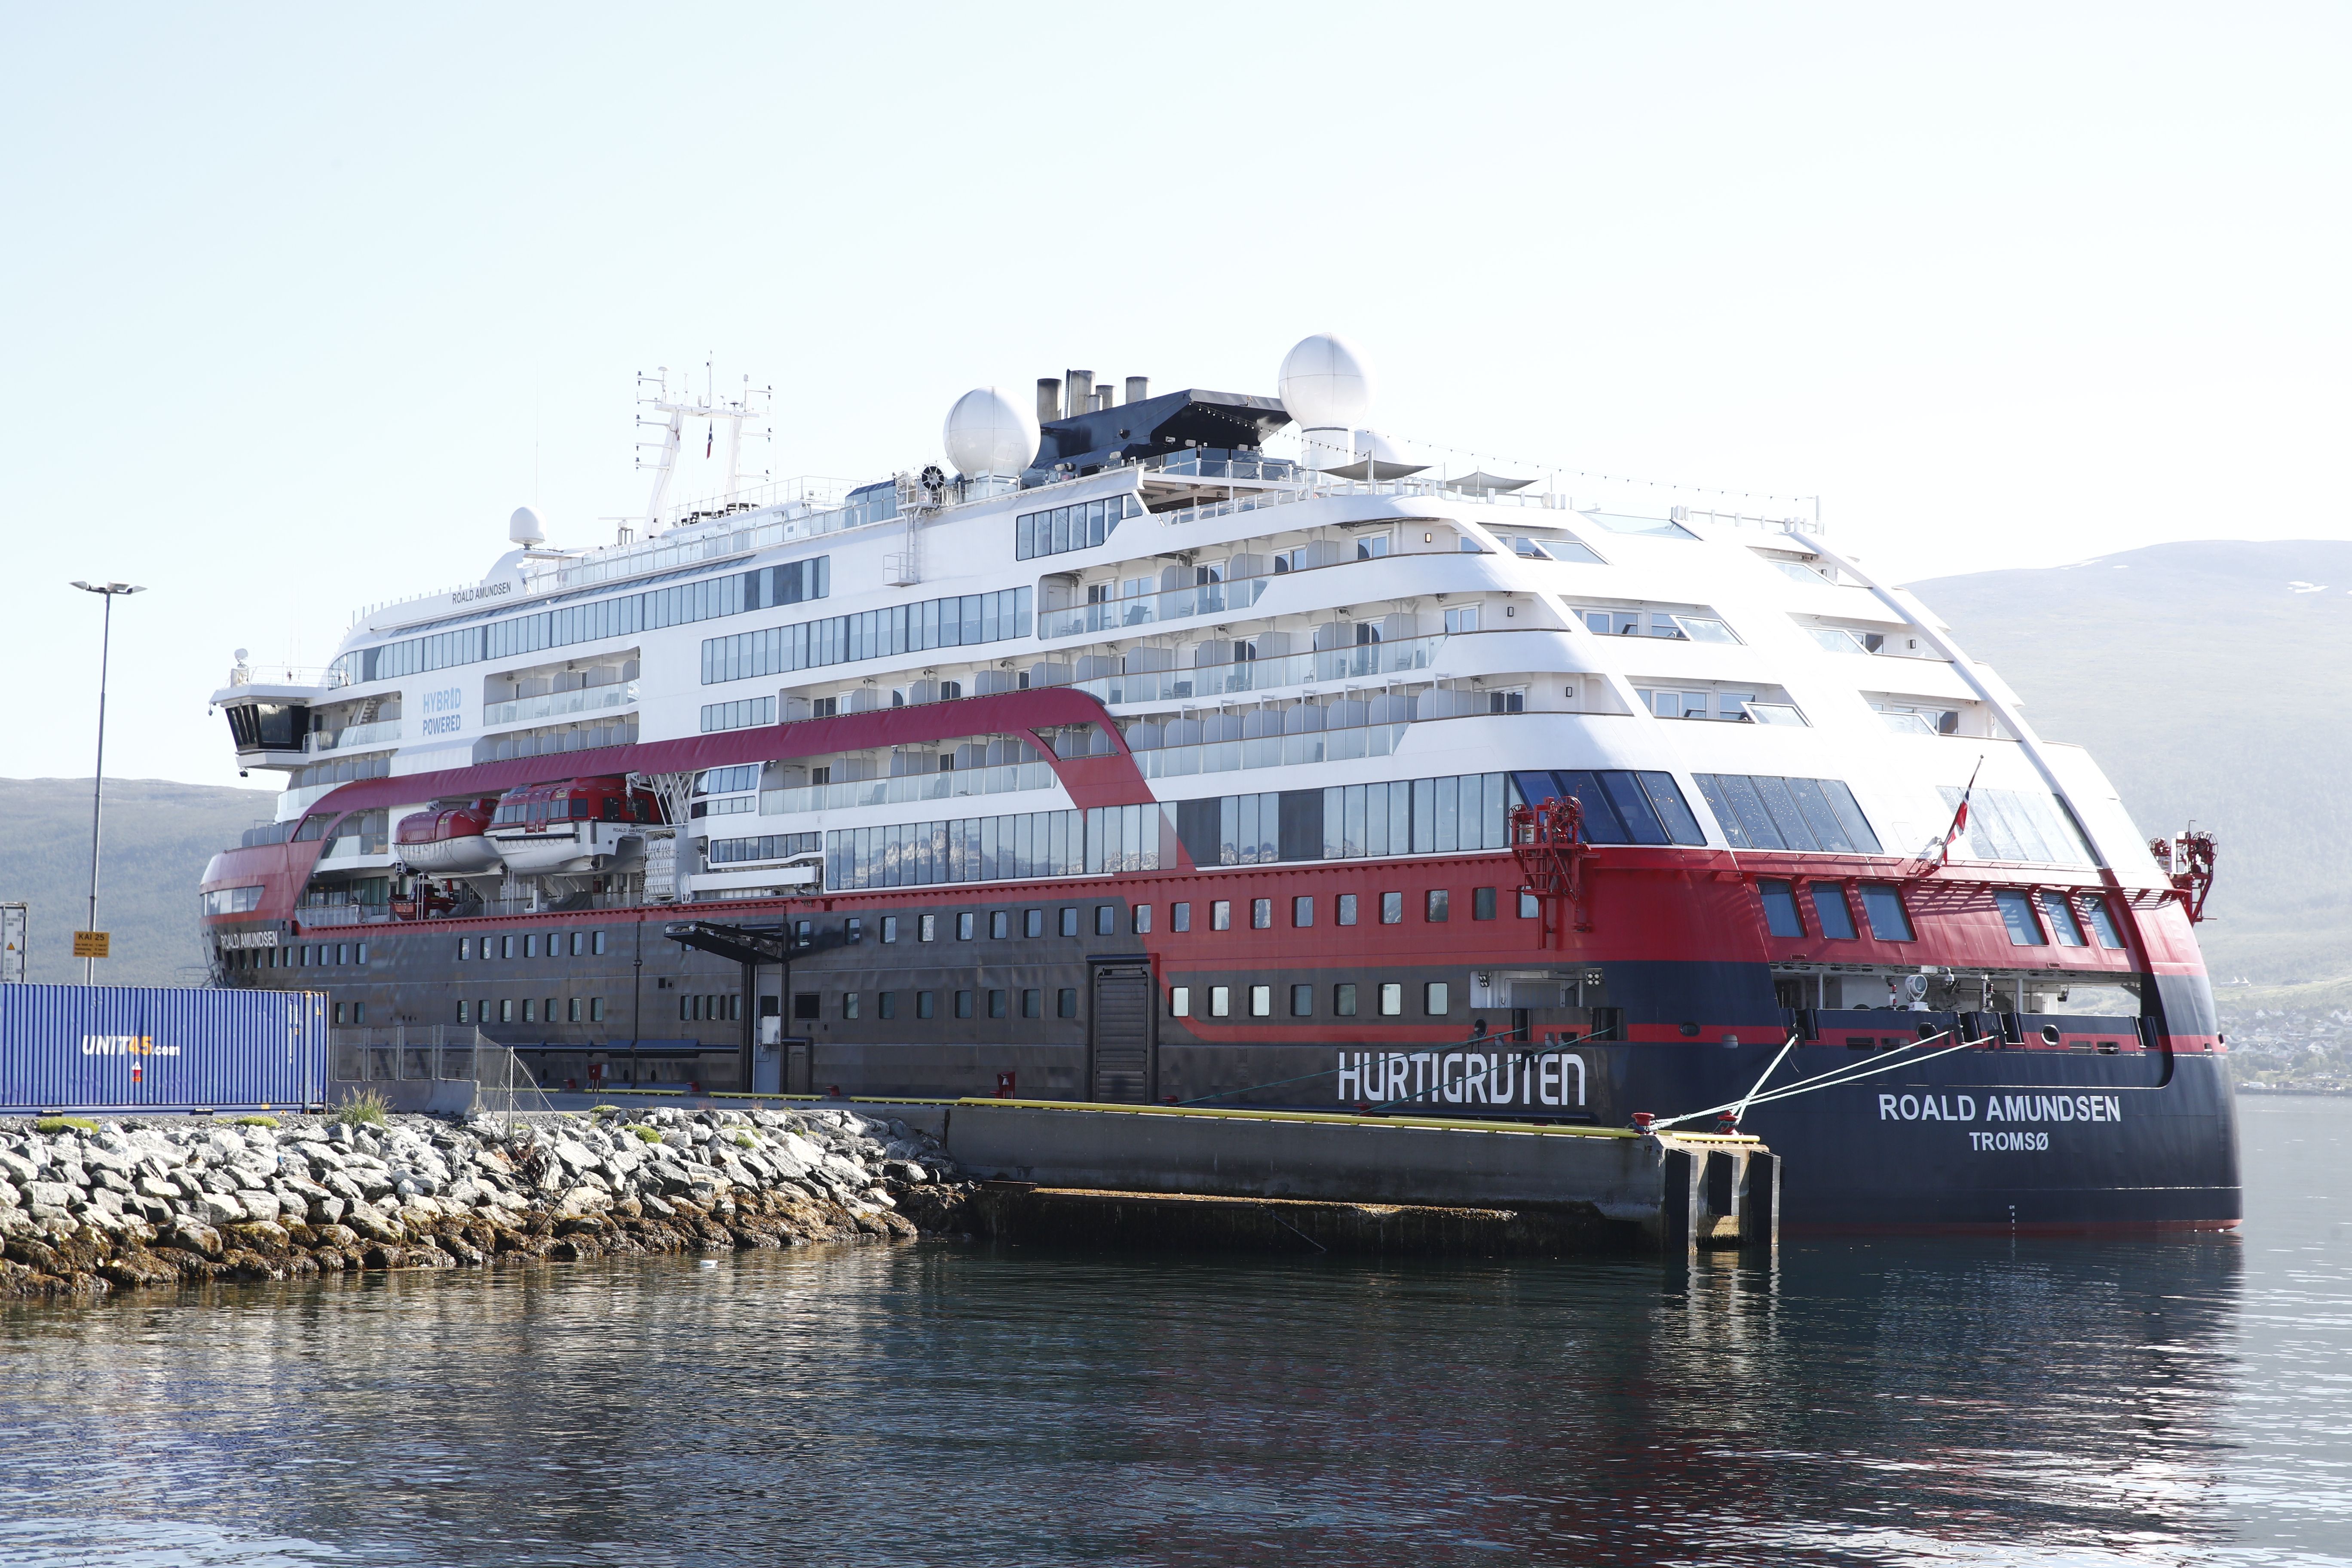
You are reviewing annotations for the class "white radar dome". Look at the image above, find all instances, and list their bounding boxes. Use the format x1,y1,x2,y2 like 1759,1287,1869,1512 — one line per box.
943,386,1040,479
508,506,545,546
1278,333,1375,432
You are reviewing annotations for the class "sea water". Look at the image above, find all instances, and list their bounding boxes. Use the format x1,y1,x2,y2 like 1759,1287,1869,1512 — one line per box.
0,1096,2343,1566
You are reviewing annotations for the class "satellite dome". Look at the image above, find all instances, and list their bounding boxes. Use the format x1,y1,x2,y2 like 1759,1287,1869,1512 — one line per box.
943,387,1040,479
508,506,545,546
1278,333,1375,432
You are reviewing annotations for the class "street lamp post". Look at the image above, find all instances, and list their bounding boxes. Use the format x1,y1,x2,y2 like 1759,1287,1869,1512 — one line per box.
70,581,144,986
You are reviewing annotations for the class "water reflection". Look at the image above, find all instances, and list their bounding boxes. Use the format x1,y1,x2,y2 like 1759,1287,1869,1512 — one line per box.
0,1104,2343,1567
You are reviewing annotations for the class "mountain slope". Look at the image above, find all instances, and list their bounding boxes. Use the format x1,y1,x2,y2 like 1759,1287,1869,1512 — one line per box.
1908,539,2352,987
0,777,276,986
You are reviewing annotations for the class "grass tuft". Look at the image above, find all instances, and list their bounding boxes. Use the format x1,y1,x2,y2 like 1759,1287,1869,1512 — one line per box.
335,1090,389,1127
36,1116,99,1136
234,1115,280,1128
633,1125,663,1143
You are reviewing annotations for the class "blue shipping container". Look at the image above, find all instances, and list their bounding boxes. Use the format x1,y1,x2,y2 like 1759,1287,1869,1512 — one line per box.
0,985,330,1112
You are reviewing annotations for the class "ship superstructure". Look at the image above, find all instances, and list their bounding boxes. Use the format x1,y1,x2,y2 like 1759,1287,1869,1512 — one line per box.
199,336,2239,1229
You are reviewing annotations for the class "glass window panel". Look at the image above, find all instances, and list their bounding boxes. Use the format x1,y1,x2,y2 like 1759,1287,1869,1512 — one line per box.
1750,775,1820,851
1784,778,1854,852
1637,772,1707,846
1695,775,1748,849
2040,891,2086,946
1758,879,1804,937
1718,775,1787,851
1599,771,1668,845
1820,781,1882,854
1552,770,1629,843
1859,883,1915,941
2081,894,2126,949
1994,888,2046,945
1810,883,1857,939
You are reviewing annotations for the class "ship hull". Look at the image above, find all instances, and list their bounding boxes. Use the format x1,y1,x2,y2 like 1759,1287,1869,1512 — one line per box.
206,849,2242,1233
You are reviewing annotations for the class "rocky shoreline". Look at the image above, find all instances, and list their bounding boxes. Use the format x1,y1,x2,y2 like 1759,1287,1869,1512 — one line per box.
0,1106,975,1299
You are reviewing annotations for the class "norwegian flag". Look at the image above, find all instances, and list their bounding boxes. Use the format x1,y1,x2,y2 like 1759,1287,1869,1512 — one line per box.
1939,760,1984,866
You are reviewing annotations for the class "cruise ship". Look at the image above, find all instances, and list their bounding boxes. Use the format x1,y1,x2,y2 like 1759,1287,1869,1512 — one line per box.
199,335,2239,1230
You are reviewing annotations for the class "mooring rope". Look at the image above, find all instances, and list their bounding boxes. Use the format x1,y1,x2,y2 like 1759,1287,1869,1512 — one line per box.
1650,1028,1991,1131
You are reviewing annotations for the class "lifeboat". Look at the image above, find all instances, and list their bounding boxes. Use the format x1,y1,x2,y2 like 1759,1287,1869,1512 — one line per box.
395,799,505,876
486,776,665,876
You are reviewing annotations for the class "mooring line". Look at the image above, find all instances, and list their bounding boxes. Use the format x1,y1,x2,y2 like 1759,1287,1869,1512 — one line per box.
1652,1030,1990,1130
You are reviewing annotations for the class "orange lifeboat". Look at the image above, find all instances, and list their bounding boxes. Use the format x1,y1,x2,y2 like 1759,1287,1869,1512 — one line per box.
394,799,505,876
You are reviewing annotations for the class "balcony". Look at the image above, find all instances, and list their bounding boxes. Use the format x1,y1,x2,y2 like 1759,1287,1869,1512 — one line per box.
1039,576,1273,640
483,681,638,729
1071,633,1448,707
760,759,1063,819
309,718,403,753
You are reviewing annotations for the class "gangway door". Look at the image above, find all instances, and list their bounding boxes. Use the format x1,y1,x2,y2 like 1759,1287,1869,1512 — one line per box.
1089,961,1155,1103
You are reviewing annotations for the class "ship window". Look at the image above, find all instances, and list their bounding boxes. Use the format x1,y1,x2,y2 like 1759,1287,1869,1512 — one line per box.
1293,896,1314,928
502,935,515,959
525,934,538,959
1859,884,1915,942
1810,883,1857,940
1381,892,1403,924
917,990,935,1018
589,997,603,1021
1173,902,1191,933
1378,983,1403,1016
955,990,974,1018
1252,898,1272,930
458,938,473,961
1025,909,1044,938
1249,985,1272,1017
793,992,819,1020
1210,986,1231,1017
1212,901,1231,931
1132,903,1151,934
1424,982,1449,1016
1995,888,2047,946
879,992,897,1019
919,914,936,942
843,992,861,1020
1695,775,1881,854
1058,988,1077,1018
2081,894,2126,949
1473,888,1496,920
882,916,900,943
1096,905,1117,936
1291,984,1313,1017
1170,986,1190,1017
456,1001,469,1024
1061,907,1080,937
568,997,582,1023
990,910,1009,940
988,989,1006,1019
1758,880,1804,938
1334,983,1358,1016
1519,892,1539,919
1338,894,1358,926
1426,889,1449,922
1021,989,1040,1019
2040,891,2087,946
957,912,975,941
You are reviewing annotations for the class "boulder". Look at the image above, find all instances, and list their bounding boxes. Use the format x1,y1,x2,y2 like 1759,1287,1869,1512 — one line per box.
197,1194,247,1227
172,1221,224,1258
234,1190,282,1224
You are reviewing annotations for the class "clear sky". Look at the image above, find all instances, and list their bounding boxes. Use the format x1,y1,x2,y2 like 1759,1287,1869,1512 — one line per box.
4,3,2346,790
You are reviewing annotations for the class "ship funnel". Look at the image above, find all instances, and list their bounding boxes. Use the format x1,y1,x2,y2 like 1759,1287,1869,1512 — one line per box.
509,505,546,546
1063,370,1093,420
1036,377,1062,424
1125,376,1149,404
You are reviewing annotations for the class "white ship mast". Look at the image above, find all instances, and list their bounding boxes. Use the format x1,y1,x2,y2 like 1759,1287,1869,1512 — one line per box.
632,359,771,537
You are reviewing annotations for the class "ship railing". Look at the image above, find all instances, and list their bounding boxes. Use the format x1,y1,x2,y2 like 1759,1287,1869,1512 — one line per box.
297,903,383,928
1127,720,1418,781
481,681,638,728
1069,634,1448,706
1039,577,1275,639
224,664,345,691
759,758,1062,818
307,718,404,753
